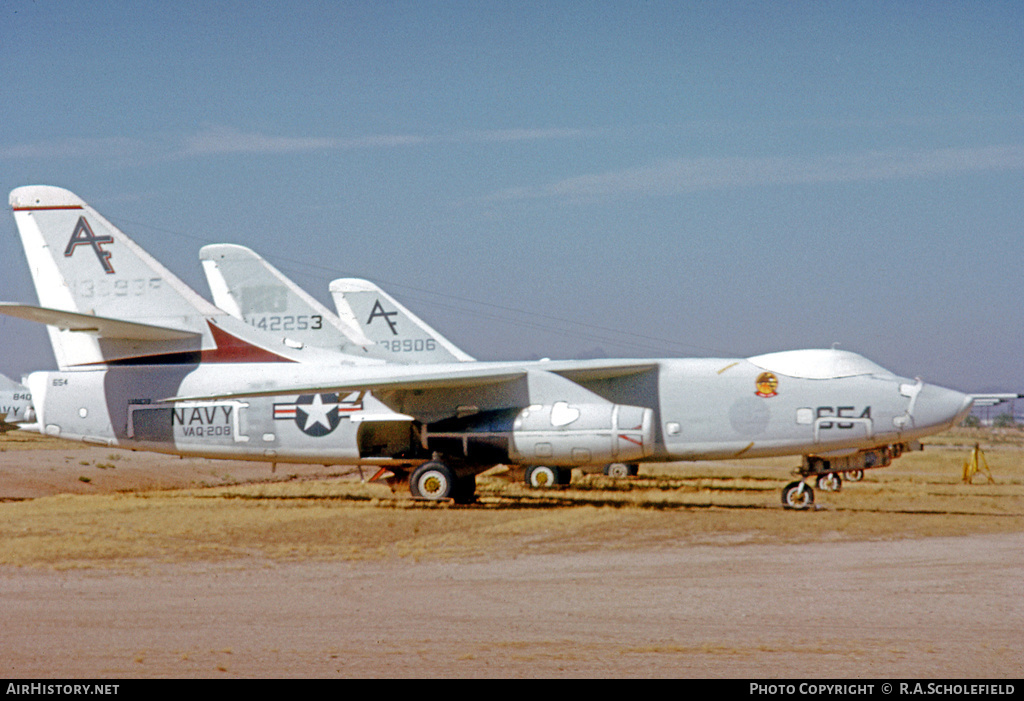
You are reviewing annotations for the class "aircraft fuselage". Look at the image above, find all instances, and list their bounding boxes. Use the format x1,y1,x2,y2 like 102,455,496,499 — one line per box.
23,353,971,470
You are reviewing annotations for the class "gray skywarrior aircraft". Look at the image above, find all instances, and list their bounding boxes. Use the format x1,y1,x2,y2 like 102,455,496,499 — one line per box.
1,185,989,507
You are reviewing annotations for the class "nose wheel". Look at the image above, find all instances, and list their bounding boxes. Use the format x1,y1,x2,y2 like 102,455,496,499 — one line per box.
782,480,815,510
815,472,842,492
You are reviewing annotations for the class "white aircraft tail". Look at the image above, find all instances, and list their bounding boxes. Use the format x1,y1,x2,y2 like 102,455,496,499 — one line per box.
330,279,474,363
200,244,373,352
198,242,472,364
6,186,299,368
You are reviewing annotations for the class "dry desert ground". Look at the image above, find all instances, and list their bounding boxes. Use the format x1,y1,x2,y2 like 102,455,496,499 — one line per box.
1,429,1022,678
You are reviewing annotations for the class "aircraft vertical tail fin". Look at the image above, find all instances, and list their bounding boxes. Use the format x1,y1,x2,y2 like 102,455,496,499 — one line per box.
7,186,295,368
200,244,472,364
199,243,373,351
330,279,474,363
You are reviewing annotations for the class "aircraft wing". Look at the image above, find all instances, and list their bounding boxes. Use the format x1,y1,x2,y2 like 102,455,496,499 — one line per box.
167,367,530,402
164,359,659,423
969,393,1023,407
0,302,201,341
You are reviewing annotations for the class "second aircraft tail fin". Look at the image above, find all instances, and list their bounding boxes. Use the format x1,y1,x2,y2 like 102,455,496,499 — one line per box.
200,244,373,351
199,243,472,364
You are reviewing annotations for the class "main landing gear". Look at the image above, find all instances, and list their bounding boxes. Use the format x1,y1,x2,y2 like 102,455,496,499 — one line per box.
408,460,478,504
602,462,640,478
525,464,572,488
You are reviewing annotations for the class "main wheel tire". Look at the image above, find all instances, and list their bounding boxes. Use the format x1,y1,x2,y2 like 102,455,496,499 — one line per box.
604,462,634,478
526,465,557,488
782,481,814,510
816,473,842,492
844,469,864,482
410,461,455,500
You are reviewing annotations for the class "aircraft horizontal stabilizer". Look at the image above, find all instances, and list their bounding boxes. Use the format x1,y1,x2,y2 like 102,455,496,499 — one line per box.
0,302,200,341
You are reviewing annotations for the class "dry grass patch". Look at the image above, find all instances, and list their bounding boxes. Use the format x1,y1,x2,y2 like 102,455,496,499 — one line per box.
0,429,1021,569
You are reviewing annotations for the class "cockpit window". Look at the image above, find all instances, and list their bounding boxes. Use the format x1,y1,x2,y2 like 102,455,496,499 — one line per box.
747,349,895,380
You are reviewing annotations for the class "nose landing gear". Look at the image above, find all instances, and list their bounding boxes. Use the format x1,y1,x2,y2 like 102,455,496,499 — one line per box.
815,472,842,492
781,480,815,510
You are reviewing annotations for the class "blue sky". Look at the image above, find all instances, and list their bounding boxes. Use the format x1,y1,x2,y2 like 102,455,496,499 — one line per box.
1,1,1021,392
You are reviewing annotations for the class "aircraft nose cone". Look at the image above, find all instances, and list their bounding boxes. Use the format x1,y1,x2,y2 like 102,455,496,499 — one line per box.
912,383,973,431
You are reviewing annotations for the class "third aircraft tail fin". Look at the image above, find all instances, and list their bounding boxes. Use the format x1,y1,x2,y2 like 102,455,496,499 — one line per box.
330,279,474,363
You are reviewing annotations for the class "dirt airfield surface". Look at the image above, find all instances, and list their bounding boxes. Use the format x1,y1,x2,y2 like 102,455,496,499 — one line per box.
1,430,1022,678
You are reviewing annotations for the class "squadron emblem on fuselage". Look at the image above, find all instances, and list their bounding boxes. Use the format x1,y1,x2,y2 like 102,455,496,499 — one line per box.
755,372,779,398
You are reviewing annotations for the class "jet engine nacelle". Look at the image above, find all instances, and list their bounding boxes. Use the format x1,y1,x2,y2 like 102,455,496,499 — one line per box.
508,402,654,467
424,402,654,467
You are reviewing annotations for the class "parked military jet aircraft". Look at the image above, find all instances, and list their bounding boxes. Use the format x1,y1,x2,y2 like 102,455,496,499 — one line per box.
0,373,34,431
2,185,981,507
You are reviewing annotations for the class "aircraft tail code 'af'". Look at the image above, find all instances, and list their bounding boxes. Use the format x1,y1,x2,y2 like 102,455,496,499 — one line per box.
5,186,304,368
329,278,474,363
199,241,473,364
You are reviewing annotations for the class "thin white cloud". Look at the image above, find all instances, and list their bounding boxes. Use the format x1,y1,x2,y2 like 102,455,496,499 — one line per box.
0,136,150,160
177,125,594,156
1,125,592,162
178,126,427,156
453,127,599,143
490,145,1024,201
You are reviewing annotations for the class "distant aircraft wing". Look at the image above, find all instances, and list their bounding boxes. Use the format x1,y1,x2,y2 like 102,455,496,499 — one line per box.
0,302,201,341
969,393,1023,407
